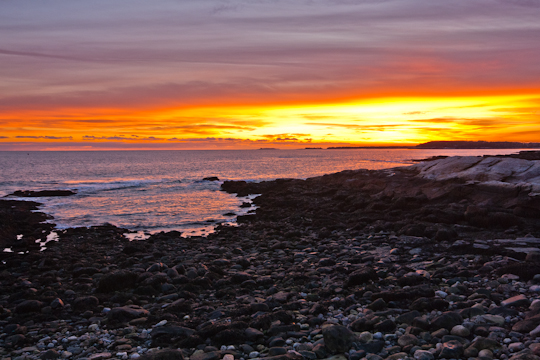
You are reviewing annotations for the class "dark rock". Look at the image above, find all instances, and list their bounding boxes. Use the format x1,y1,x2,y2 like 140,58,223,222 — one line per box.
73,296,99,310
396,310,421,324
501,294,530,307
15,299,43,313
245,327,264,340
269,347,288,356
41,349,60,359
322,324,358,353
10,190,76,197
355,340,385,354
5,333,26,347
140,349,185,360
108,305,150,322
97,270,138,293
430,311,463,330
367,298,387,311
203,177,220,181
50,298,64,309
346,267,378,287
513,314,540,333
439,340,464,359
374,319,396,332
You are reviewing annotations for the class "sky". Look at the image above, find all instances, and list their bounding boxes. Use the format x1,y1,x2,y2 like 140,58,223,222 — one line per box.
1,0,540,150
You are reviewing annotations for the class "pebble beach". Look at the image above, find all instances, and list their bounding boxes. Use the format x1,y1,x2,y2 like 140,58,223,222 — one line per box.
2,153,540,360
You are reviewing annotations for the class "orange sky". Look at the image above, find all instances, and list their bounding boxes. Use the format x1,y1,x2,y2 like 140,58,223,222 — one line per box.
1,1,540,150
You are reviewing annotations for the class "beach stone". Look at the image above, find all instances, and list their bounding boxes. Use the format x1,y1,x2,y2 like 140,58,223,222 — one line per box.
108,305,150,321
386,352,407,360
478,349,493,358
430,311,462,330
509,351,540,360
439,340,464,359
268,347,287,356
396,310,421,324
356,340,385,354
41,349,60,359
530,324,540,337
16,299,43,313
5,333,26,347
450,325,470,337
481,314,505,326
502,295,530,307
97,270,138,293
358,331,373,343
346,267,378,287
88,353,112,360
468,337,501,351
322,324,358,353
527,251,540,263
367,298,387,311
398,334,418,347
139,349,185,360
413,349,434,360
73,296,99,310
245,327,264,340
50,298,64,309
374,319,396,332
191,351,220,360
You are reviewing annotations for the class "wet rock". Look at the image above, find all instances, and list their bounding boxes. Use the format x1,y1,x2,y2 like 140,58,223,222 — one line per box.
413,349,434,360
73,296,99,310
322,324,358,353
10,190,76,197
439,340,464,359
97,270,138,293
15,299,43,313
107,305,150,322
140,349,185,360
430,311,462,330
40,349,60,359
502,294,530,307
346,267,378,287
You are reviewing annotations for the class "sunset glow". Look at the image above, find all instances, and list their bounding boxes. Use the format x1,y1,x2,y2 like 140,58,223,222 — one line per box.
1,0,540,150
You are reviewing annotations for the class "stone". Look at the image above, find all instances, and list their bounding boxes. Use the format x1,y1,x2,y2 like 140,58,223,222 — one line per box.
413,350,434,360
502,294,531,308
514,315,540,333
97,270,139,293
527,251,540,263
16,300,43,313
430,311,463,330
88,353,112,360
481,314,505,326
41,349,60,359
398,334,418,347
439,340,464,359
139,349,185,360
358,331,373,343
322,325,358,353
346,267,378,287
108,306,150,322
450,325,470,337
73,296,99,310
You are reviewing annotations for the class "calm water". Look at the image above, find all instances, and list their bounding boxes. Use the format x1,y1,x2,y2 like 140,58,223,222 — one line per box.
0,148,527,236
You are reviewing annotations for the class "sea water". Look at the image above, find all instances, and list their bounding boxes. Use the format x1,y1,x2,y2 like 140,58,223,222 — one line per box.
0,148,526,236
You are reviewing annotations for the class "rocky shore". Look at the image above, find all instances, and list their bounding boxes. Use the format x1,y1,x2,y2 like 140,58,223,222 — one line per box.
1,154,540,360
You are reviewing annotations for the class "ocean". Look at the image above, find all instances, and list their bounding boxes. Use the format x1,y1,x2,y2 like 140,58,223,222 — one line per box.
0,148,526,237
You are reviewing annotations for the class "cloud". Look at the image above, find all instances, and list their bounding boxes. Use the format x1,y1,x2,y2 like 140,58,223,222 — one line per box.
83,135,164,141
15,135,73,140
0,136,8,139
305,122,403,131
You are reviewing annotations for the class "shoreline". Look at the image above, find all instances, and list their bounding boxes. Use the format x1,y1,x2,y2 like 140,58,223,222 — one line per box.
1,154,540,360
